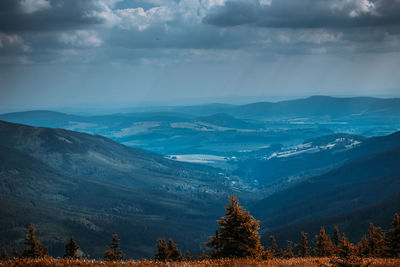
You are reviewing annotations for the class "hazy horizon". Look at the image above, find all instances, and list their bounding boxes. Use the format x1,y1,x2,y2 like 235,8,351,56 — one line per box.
1,92,400,115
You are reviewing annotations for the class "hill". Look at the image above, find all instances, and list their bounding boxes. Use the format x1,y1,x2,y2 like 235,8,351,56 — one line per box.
0,121,238,258
195,113,262,129
250,132,400,243
0,120,226,191
268,192,400,246
230,96,400,119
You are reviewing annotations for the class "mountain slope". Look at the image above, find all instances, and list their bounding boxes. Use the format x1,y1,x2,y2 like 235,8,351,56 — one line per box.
237,131,400,193
251,136,400,242
0,120,227,193
266,192,400,246
0,146,226,258
0,121,239,258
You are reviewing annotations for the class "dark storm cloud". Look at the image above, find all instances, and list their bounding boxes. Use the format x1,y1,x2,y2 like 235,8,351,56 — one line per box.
0,0,104,33
1,0,400,66
203,0,400,29
108,24,249,50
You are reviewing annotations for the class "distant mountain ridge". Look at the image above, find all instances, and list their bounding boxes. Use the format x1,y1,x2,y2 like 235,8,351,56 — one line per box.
2,96,399,156
2,96,400,121
229,96,400,119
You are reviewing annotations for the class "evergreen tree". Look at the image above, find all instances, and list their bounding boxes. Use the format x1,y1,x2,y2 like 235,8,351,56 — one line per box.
314,227,334,257
104,234,124,261
21,226,47,258
332,226,341,254
295,232,309,257
337,234,357,258
155,238,182,261
64,236,80,259
12,246,19,259
357,235,369,257
155,238,169,261
266,235,281,258
205,194,264,258
182,250,192,261
331,234,362,267
386,213,400,257
282,241,294,258
167,239,182,261
0,246,9,261
365,222,387,257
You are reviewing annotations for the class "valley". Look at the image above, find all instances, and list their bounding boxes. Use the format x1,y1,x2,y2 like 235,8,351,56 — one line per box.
1,96,400,258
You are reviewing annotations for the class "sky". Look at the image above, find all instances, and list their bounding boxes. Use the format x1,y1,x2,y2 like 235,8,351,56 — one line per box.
1,0,400,111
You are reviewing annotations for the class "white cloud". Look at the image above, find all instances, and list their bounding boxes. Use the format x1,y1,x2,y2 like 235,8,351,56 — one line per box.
0,32,31,52
349,0,376,17
85,0,124,26
88,0,229,31
259,0,272,6
116,7,174,31
298,30,343,44
278,34,291,44
330,0,377,18
59,30,103,47
19,0,51,14
202,0,227,8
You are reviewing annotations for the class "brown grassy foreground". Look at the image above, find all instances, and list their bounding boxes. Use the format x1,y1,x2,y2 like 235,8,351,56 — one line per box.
1,258,400,267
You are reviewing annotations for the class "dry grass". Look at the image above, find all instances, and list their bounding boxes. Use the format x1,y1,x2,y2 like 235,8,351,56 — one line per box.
1,258,400,267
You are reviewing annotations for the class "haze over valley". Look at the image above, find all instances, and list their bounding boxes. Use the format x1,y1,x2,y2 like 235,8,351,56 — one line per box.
1,95,400,257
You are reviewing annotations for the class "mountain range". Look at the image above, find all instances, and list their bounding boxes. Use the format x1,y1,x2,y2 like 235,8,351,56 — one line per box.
1,96,400,258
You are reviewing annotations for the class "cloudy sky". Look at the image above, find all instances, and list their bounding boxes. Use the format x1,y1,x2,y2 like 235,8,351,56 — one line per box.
1,0,400,111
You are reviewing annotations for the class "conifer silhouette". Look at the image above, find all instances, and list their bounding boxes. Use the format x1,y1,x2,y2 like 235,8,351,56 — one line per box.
182,250,192,261
12,246,19,259
282,241,294,258
357,235,369,257
104,234,124,261
21,226,47,258
0,246,9,260
337,234,357,258
330,233,363,267
205,194,263,258
64,236,80,259
332,226,341,254
155,238,169,261
266,235,281,258
295,232,309,257
167,239,181,261
386,213,400,257
366,222,387,257
155,238,182,261
314,227,334,257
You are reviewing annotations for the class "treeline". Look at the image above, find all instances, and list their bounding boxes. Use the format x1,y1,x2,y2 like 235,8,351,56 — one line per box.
1,195,399,263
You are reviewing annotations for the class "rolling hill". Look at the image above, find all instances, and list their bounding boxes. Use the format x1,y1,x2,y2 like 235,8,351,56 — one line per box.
230,96,400,119
0,120,226,191
250,131,400,244
0,120,238,258
235,131,400,193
